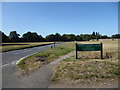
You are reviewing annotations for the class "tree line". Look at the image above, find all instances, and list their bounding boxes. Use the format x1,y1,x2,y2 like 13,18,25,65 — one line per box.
0,31,120,43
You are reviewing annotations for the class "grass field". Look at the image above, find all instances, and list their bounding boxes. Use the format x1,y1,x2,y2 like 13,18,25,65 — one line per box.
1,42,54,52
51,39,119,87
17,42,75,75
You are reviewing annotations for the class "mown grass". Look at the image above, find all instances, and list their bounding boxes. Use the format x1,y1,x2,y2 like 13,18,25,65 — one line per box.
17,42,75,75
51,39,119,84
1,42,54,52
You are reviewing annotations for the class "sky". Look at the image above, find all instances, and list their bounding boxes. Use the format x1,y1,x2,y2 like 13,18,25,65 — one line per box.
2,2,118,37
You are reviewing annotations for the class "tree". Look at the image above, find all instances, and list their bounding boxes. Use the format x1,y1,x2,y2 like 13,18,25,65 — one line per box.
61,34,68,41
61,34,76,41
111,34,120,39
96,32,98,36
31,32,40,41
39,35,44,41
22,32,42,42
92,31,96,36
75,35,83,41
8,31,20,42
0,31,10,43
23,32,32,42
96,32,101,41
45,34,56,41
101,35,109,39
54,33,61,41
69,34,76,41
45,33,76,42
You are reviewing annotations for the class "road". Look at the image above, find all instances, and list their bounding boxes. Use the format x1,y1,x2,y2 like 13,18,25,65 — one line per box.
2,43,62,88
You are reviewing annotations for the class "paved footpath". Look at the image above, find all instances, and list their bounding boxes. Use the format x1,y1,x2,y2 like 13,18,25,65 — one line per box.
3,51,75,88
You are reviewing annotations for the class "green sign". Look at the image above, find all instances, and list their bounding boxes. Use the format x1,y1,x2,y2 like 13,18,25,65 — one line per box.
75,43,103,59
76,44,101,51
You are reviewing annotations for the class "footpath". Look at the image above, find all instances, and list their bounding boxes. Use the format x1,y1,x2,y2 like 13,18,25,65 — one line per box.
15,51,75,88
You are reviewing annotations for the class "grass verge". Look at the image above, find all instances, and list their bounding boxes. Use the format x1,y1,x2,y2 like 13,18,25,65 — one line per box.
17,42,75,75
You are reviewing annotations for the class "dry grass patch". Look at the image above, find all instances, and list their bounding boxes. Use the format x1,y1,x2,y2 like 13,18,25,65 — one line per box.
51,56,119,84
51,39,119,86
17,42,75,75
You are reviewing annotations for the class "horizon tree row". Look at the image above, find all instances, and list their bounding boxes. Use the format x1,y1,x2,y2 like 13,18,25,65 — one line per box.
0,31,119,43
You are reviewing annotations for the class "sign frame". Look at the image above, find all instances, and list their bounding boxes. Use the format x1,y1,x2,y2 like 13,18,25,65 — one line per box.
76,43,103,59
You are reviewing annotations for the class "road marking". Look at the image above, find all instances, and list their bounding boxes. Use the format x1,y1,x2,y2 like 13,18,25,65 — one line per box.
1,44,57,68
1,52,38,68
16,52,38,64
1,63,10,68
11,61,17,64
1,61,17,68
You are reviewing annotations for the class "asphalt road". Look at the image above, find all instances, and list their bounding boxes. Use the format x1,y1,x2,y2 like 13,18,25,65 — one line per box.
2,43,62,88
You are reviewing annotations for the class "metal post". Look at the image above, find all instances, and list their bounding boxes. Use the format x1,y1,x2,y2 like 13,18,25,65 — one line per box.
100,43,103,59
54,42,55,48
76,43,78,59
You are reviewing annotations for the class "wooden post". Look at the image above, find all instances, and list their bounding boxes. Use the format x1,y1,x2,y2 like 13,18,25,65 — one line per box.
76,43,78,59
100,43,103,59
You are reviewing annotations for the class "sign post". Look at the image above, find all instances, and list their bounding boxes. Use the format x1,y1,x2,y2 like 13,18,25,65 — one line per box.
76,43,78,59
76,43,103,59
100,43,103,59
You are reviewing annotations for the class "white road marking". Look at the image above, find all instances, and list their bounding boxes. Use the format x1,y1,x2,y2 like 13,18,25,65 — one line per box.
1,63,10,68
1,44,55,68
11,61,17,64
1,52,38,68
16,52,38,64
